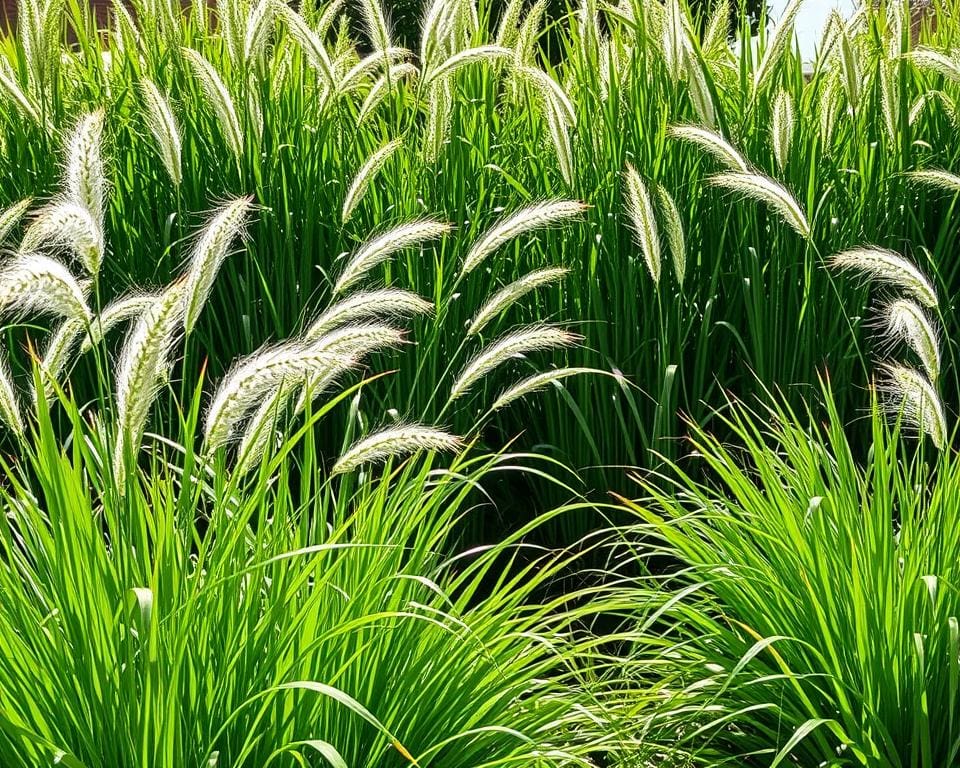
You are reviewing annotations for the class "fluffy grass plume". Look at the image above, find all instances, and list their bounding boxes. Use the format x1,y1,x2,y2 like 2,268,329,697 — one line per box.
468,267,569,335
709,171,811,238
0,348,23,436
623,164,661,284
0,253,90,322
884,298,941,384
450,325,579,401
427,45,511,84
423,80,452,163
543,92,574,185
333,218,451,295
488,366,600,412
0,58,41,126
82,292,159,352
0,199,32,245
358,63,418,124
461,200,586,276
358,0,392,51
140,78,182,186
242,0,274,65
341,138,402,224
204,342,353,450
273,3,335,87
64,110,106,231
518,66,577,128
668,125,749,171
182,47,244,160
879,364,947,449
904,168,960,193
654,184,686,285
332,424,462,474
113,282,186,484
305,289,432,340
20,202,104,275
183,197,253,334
828,247,938,308
772,90,794,171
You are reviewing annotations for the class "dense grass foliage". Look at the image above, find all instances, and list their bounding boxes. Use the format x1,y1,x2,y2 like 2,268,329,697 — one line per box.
2,0,958,523
617,387,960,766
1,0,960,765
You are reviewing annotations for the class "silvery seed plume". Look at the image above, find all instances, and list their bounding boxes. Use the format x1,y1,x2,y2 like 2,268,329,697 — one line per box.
684,49,716,128
468,267,569,335
333,218,451,295
879,364,948,450
420,0,453,69
623,164,661,284
668,125,748,171
427,45,511,84
907,48,960,82
495,0,524,48
82,292,159,352
305,289,431,339
242,0,273,65
0,198,32,245
358,63,418,124
518,66,576,127
274,3,336,88
462,200,586,276
513,0,547,69
205,341,353,451
359,0,392,52
904,169,960,193
424,79,452,163
709,172,810,239
0,58,42,126
661,0,686,83
64,110,106,231
884,298,941,384
754,0,802,92
35,317,84,405
879,59,898,143
544,93,574,185
489,367,600,412
342,138,403,223
828,247,938,308
317,0,346,38
838,23,859,111
113,282,185,485
182,48,244,160
141,78,182,187
20,202,104,276
0,253,90,322
772,90,794,172
183,197,253,334
338,47,409,93
654,184,686,285
0,350,23,436
450,325,579,401
332,424,461,475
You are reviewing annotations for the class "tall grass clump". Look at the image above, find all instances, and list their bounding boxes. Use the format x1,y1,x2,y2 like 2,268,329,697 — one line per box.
615,383,960,766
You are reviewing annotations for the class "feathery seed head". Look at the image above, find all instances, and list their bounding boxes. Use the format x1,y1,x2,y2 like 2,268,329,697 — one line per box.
305,289,432,339
468,267,569,335
883,298,941,383
879,364,948,450
668,125,748,171
461,200,586,276
342,138,403,224
64,110,106,229
0,253,91,322
0,198,32,245
36,317,84,404
20,201,104,275
205,341,354,451
623,164,661,284
709,171,810,238
772,90,795,171
113,282,186,485
828,247,938,308
0,350,23,436
904,169,960,193
333,218,451,295
332,424,462,474
183,196,253,334
182,47,244,160
489,366,599,412
140,78,183,186
82,292,159,352
450,324,579,401
654,184,686,285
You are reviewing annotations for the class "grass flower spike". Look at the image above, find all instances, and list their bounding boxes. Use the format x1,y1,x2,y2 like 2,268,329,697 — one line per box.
879,364,947,450
828,247,938,308
709,171,810,239
0,253,90,322
332,424,462,474
623,164,661,284
884,299,941,384
20,202,104,275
